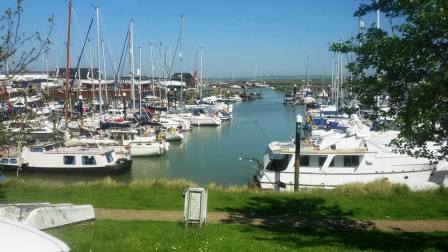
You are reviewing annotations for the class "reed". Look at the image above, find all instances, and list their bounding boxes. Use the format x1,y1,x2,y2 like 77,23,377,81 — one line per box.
3,177,445,195
333,179,415,195
129,178,198,189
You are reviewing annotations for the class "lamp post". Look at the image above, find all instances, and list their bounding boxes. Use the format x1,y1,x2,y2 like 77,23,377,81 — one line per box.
294,114,303,192
122,92,127,120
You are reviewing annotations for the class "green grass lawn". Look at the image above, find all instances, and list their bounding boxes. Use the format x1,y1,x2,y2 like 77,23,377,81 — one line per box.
1,178,448,220
48,220,448,252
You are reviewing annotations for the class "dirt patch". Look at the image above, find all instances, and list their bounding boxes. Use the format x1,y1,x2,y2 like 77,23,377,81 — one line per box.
373,220,448,232
95,208,448,232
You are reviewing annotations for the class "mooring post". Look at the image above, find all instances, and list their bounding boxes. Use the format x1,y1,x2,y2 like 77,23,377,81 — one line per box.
294,114,303,192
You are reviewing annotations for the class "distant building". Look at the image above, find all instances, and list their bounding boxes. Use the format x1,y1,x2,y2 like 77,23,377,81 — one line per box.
56,68,99,79
171,73,194,87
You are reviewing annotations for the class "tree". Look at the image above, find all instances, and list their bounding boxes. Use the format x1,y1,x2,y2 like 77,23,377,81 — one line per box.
0,0,53,145
331,0,448,160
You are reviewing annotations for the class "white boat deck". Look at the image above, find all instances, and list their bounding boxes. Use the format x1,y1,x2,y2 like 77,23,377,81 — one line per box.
269,141,370,155
46,147,114,155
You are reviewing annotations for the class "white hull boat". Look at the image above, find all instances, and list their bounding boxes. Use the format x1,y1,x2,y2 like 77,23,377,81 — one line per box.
1,143,132,174
121,139,169,157
107,131,170,157
188,114,221,126
253,120,448,191
0,216,70,252
0,203,95,230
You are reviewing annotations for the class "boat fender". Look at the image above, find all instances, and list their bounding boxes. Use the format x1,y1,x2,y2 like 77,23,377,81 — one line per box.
156,133,165,142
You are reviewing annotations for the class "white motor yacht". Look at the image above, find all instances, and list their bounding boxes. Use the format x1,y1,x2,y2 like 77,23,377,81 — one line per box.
252,120,448,191
108,130,170,157
178,108,221,126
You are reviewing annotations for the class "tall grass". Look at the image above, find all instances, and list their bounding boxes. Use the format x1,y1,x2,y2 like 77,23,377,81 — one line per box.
3,177,446,196
333,179,412,195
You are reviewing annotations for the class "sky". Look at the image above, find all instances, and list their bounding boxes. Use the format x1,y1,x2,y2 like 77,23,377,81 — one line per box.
0,0,384,78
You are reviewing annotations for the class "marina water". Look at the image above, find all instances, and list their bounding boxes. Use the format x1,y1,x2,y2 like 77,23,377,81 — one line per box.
15,89,304,186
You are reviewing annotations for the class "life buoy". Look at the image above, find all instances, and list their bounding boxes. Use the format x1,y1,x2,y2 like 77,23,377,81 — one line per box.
312,125,318,130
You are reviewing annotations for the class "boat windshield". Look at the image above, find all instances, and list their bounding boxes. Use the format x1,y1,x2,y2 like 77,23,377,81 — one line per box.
266,153,292,172
106,151,114,163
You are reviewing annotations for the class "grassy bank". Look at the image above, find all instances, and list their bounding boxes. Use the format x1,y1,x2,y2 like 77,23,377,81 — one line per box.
48,220,448,252
1,178,447,220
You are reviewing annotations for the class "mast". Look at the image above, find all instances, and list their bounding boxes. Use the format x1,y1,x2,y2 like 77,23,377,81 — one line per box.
129,19,136,112
95,6,103,116
339,51,343,102
88,42,94,101
64,0,72,127
45,52,49,93
102,40,108,104
254,65,258,82
150,43,155,96
138,46,142,117
200,46,203,100
376,0,380,29
331,54,334,101
179,14,184,112
305,54,310,89
195,48,198,93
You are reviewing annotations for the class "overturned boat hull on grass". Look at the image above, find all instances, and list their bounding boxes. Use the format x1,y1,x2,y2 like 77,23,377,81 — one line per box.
0,203,95,230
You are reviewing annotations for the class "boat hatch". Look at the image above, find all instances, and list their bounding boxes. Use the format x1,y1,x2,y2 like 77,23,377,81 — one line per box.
266,154,292,172
30,147,44,152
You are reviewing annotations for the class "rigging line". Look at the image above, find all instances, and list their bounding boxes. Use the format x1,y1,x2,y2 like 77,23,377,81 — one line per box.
69,17,94,93
104,45,116,76
120,50,128,81
254,120,270,142
71,6,85,46
115,29,129,88
99,8,116,66
61,17,94,119
168,30,181,77
70,6,85,67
